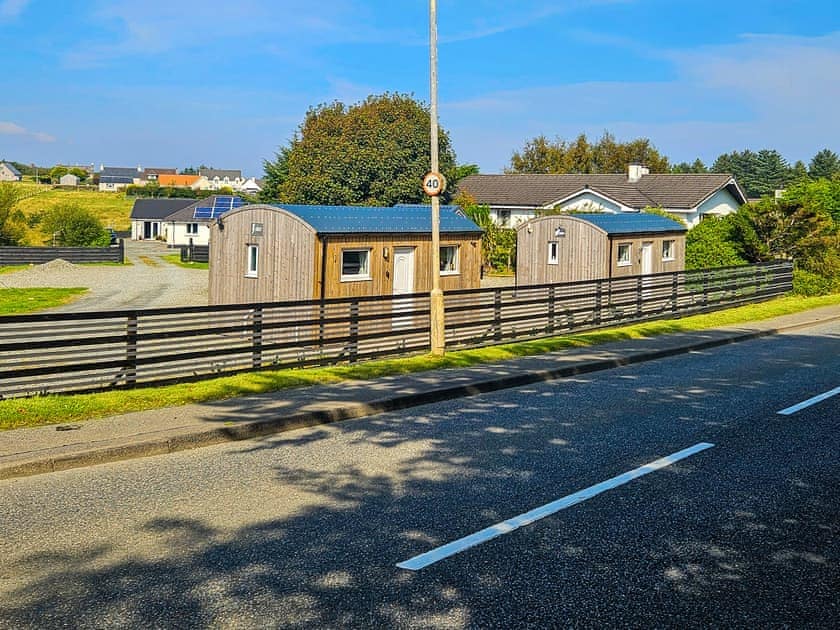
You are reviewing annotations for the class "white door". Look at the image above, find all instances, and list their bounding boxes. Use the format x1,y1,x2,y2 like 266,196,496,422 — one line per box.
641,241,653,275
392,247,415,330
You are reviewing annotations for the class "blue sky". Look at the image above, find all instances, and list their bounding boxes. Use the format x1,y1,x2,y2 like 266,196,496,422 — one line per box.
1,0,839,177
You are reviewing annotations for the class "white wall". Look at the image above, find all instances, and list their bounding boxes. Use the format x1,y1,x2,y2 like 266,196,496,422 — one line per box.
489,207,535,227
555,192,623,214
168,222,211,247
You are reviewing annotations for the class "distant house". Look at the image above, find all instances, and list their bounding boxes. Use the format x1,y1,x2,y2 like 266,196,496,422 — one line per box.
239,177,262,195
157,173,201,188
457,165,747,228
99,166,142,191
209,204,483,305
142,167,177,183
0,162,21,182
129,195,247,246
197,169,244,191
130,198,195,240
59,173,80,186
516,213,687,286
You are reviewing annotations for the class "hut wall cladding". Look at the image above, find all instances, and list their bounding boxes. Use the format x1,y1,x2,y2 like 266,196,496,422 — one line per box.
516,217,609,285
607,234,686,278
209,206,316,305
318,234,482,299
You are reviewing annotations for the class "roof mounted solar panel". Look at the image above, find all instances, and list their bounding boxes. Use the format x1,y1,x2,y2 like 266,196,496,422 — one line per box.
193,195,246,219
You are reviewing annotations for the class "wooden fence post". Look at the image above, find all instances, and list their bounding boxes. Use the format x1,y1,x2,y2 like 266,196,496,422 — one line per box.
126,312,138,387
349,300,359,363
251,305,263,368
636,276,643,317
494,289,502,342
547,285,556,334
595,279,603,326
671,272,679,314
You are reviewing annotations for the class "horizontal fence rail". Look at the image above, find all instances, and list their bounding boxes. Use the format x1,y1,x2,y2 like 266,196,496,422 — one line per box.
0,261,792,398
0,241,124,266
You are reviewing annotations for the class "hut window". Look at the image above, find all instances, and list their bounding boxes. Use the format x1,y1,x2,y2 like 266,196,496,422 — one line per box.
251,222,264,236
662,240,675,261
341,249,371,281
246,244,259,277
547,241,559,265
440,245,459,275
617,243,632,266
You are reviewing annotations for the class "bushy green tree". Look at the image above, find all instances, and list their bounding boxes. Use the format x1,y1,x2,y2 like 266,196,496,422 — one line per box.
264,93,457,205
0,182,27,245
670,159,708,174
40,203,110,246
507,131,669,174
684,215,747,269
453,191,515,272
711,149,792,198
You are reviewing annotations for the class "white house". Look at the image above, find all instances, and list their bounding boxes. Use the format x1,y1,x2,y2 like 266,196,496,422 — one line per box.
457,165,747,228
196,169,245,191
0,162,22,182
129,195,247,246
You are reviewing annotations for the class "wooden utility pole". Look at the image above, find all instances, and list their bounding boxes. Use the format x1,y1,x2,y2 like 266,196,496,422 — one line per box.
428,0,445,356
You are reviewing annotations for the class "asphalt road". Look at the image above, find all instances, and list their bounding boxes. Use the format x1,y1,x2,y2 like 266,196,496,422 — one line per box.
0,320,838,628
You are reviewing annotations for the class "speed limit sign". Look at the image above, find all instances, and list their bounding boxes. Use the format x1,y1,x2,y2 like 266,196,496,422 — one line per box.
422,171,446,196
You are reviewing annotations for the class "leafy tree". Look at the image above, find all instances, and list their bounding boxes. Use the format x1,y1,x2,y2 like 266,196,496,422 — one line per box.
684,215,747,269
783,177,840,224
0,183,27,245
507,131,669,174
40,203,110,247
808,149,840,180
259,145,290,202
49,165,69,183
69,167,88,182
265,93,457,206
670,159,708,174
789,160,810,183
451,163,480,183
453,190,515,272
181,166,198,175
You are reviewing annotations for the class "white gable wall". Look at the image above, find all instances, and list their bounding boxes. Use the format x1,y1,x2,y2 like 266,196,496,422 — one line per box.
695,188,741,225
554,191,624,214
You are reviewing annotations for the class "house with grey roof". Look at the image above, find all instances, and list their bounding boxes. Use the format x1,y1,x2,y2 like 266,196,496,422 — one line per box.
209,203,483,305
196,169,245,191
99,166,142,191
0,162,22,182
130,197,196,240
457,165,747,228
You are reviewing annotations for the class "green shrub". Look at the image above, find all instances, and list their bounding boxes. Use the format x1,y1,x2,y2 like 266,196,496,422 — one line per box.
792,269,840,296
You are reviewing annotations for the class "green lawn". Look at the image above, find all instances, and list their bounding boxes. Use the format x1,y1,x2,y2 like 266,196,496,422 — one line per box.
162,254,209,270
1,292,837,430
0,288,87,315
11,182,134,245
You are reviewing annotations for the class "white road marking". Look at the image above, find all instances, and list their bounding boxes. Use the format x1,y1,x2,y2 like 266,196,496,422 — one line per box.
396,442,715,571
777,386,840,415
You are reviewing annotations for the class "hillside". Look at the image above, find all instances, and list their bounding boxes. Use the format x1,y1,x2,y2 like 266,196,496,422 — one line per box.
11,183,134,245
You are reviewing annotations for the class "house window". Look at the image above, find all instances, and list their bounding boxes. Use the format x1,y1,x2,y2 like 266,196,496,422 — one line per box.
246,244,259,278
341,249,371,281
186,223,199,235
440,245,459,275
251,222,263,236
498,210,511,227
547,241,559,265
617,243,632,266
662,239,675,261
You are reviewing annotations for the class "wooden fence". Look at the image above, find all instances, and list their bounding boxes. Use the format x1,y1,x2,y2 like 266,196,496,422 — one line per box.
0,261,793,398
0,241,124,266
180,242,209,263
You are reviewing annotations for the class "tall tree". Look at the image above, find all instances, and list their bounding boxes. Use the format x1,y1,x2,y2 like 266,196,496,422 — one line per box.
711,149,790,198
264,93,457,206
808,149,840,180
507,131,669,174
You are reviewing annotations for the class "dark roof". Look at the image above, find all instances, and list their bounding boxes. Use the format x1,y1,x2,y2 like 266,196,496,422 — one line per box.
165,196,246,222
271,204,482,235
567,213,687,235
144,167,177,176
1,162,21,176
130,198,195,220
457,173,746,209
100,166,140,178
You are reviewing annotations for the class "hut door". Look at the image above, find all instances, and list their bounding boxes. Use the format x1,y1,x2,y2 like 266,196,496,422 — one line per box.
641,241,654,303
392,247,415,330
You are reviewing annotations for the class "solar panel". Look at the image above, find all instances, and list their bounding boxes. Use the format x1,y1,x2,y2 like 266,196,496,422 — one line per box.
193,196,246,219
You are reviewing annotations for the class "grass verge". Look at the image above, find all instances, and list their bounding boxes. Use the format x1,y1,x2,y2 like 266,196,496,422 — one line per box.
0,288,87,315
162,254,209,270
1,293,838,430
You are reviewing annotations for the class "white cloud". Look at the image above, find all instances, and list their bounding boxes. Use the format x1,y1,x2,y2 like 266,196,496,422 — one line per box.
0,121,55,142
0,0,29,20
445,30,840,170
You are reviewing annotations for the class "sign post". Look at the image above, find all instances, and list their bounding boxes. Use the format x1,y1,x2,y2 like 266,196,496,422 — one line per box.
428,0,445,356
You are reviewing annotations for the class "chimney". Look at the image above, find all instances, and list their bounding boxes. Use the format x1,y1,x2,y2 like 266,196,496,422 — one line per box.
628,163,649,183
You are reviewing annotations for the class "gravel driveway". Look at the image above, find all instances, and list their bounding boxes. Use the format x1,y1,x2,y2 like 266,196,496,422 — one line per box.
0,240,209,313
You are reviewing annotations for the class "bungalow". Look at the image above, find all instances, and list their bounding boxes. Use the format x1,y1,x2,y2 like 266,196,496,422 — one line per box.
458,165,747,228
99,166,142,191
0,162,22,182
515,213,687,285
208,204,483,305
130,198,195,241
130,195,246,245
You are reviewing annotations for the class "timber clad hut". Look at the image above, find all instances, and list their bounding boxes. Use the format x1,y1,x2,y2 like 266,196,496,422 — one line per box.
516,213,687,286
209,204,483,305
